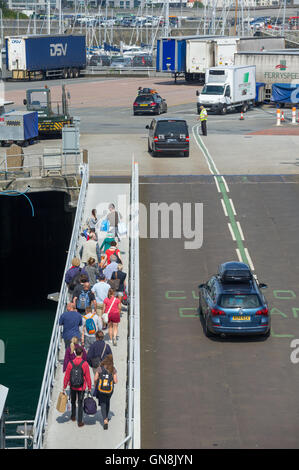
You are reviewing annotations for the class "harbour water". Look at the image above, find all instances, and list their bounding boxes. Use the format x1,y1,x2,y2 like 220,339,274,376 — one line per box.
0,302,56,422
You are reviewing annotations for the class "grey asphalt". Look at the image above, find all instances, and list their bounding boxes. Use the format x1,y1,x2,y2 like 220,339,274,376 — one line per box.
140,175,299,449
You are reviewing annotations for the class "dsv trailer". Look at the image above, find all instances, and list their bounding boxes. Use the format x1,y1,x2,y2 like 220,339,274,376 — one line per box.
5,34,86,80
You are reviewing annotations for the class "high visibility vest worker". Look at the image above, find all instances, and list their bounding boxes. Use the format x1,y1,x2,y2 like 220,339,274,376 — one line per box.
200,108,208,121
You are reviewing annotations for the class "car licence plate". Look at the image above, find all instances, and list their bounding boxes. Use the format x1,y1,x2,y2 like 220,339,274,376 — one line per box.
140,104,148,106
167,139,177,143
232,316,251,321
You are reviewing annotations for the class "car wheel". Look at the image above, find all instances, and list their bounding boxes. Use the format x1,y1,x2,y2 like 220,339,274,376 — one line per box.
204,318,213,338
148,140,151,152
185,151,189,158
164,105,168,114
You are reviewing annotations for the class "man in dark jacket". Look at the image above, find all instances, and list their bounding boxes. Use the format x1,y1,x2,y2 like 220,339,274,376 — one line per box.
87,330,112,374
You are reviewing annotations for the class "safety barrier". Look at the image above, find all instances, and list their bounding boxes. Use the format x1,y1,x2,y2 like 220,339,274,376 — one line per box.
115,160,140,449
32,162,89,449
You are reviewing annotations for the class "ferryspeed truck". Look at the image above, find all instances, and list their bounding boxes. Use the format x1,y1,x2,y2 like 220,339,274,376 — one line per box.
5,34,86,80
196,65,256,115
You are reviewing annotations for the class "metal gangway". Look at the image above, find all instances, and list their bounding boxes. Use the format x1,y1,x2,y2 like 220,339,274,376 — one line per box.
4,161,140,449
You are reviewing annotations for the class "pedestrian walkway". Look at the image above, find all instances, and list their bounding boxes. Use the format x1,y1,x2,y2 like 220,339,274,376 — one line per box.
43,182,130,449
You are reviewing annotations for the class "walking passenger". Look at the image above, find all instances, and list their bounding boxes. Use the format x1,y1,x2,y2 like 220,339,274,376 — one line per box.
106,203,121,241
99,233,116,255
72,281,97,315
110,264,127,299
85,257,101,288
103,288,121,346
63,346,92,427
59,303,83,349
101,241,122,266
94,354,118,430
86,209,98,231
87,330,112,375
81,306,102,351
103,255,118,281
63,337,87,373
65,257,89,295
81,232,100,265
92,273,111,326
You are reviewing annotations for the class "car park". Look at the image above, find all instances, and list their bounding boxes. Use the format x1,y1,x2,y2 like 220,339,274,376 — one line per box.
133,93,167,116
146,117,189,158
198,261,270,338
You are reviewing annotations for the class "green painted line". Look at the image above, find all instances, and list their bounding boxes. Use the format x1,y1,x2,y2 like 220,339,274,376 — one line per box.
179,307,198,318
193,126,250,267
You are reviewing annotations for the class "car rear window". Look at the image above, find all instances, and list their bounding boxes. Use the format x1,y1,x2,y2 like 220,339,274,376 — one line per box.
219,294,261,308
156,120,188,135
136,95,154,103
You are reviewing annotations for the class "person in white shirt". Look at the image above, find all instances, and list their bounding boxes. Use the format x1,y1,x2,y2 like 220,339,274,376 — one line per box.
92,274,111,328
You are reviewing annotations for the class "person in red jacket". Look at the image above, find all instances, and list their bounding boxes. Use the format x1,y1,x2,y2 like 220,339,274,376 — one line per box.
63,345,92,427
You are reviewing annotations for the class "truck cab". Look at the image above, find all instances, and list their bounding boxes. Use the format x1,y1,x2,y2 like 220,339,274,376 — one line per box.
197,82,232,114
196,65,256,115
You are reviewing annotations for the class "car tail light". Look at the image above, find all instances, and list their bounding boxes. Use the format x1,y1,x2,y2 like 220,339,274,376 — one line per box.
186,136,189,141
154,136,158,142
133,102,138,106
256,308,268,316
150,102,155,106
211,308,225,316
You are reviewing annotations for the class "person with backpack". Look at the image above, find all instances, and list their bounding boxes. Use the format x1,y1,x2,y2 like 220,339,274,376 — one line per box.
94,354,117,430
87,330,112,375
101,241,122,267
72,281,96,315
63,346,92,427
81,306,102,351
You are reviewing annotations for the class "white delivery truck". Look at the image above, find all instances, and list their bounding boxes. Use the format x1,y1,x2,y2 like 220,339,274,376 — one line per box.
196,65,256,115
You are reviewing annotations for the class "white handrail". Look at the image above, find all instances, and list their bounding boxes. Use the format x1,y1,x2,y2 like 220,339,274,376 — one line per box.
115,160,140,449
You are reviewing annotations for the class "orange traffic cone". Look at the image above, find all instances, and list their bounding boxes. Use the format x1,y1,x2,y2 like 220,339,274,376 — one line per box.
240,111,244,120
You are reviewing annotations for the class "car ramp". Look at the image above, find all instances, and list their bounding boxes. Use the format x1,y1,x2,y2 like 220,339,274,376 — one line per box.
32,164,140,449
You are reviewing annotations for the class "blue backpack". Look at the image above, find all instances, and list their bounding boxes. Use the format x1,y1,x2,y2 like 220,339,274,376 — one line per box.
84,314,96,335
77,290,91,310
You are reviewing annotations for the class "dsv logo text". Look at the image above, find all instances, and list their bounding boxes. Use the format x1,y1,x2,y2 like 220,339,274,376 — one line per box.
50,43,67,57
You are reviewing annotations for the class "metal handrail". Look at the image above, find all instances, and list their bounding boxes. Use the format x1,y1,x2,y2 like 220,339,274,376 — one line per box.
32,163,89,449
115,160,140,449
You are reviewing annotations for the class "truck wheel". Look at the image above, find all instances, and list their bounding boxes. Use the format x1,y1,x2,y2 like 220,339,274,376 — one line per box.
62,69,68,79
73,68,79,78
68,69,74,79
220,105,227,115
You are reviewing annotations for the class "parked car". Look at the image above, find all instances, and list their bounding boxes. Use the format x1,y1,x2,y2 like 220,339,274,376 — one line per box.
133,93,167,116
132,55,153,67
146,117,189,158
198,261,270,338
88,55,111,66
110,56,132,67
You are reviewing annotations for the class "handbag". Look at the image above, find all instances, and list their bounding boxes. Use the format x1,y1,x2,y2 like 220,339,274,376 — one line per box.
117,222,127,236
100,219,110,232
102,297,116,323
56,391,68,413
83,392,97,415
108,271,120,291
